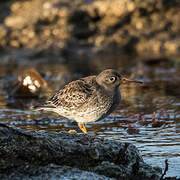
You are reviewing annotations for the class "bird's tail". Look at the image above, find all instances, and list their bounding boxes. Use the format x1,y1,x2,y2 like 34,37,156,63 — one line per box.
33,101,56,111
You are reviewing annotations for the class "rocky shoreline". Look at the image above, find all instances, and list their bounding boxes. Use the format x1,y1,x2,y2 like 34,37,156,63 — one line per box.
0,1,180,179
0,0,180,62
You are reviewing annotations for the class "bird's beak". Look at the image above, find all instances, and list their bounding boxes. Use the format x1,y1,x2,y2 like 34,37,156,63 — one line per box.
122,78,143,84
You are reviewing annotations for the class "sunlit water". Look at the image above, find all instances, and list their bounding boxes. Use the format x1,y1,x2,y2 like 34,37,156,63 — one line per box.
0,60,180,178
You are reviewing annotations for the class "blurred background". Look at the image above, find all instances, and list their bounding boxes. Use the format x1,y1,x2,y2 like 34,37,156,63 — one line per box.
0,0,180,178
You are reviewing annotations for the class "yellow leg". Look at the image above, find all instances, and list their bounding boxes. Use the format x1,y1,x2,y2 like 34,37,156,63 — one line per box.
82,123,88,134
78,122,88,134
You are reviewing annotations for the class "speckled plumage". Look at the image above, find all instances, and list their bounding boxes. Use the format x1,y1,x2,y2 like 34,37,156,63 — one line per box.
36,69,141,134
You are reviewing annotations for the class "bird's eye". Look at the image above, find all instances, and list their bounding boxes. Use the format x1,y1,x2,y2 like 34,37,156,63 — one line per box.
109,76,116,82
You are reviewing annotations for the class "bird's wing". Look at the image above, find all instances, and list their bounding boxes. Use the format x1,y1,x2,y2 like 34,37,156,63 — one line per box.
46,77,96,110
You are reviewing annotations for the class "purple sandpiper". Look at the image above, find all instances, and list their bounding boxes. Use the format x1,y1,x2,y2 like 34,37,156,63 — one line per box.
35,69,142,134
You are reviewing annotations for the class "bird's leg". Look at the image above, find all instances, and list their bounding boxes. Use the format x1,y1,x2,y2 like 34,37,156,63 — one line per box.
82,123,88,134
78,122,82,132
78,122,87,134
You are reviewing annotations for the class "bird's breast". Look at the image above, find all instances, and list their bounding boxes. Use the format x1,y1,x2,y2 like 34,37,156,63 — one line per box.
113,87,121,106
103,87,121,117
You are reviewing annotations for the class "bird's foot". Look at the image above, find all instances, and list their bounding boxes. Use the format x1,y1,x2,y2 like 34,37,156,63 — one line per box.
78,122,88,134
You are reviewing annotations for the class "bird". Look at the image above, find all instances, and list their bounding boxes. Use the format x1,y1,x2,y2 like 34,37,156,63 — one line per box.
35,69,142,134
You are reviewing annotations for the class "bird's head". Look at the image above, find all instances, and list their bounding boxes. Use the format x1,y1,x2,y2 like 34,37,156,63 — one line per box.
96,69,142,91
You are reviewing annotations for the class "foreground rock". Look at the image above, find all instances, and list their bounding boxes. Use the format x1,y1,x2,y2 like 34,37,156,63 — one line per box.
0,164,114,180
0,124,161,180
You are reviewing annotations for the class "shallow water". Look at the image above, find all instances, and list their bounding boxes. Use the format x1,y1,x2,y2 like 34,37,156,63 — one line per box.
0,58,180,178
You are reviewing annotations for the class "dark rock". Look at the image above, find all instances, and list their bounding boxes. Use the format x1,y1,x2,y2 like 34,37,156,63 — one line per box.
0,124,162,180
0,164,114,180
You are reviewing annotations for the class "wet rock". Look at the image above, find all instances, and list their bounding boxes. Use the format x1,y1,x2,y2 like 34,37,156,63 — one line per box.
4,68,49,109
0,124,162,180
10,68,47,98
